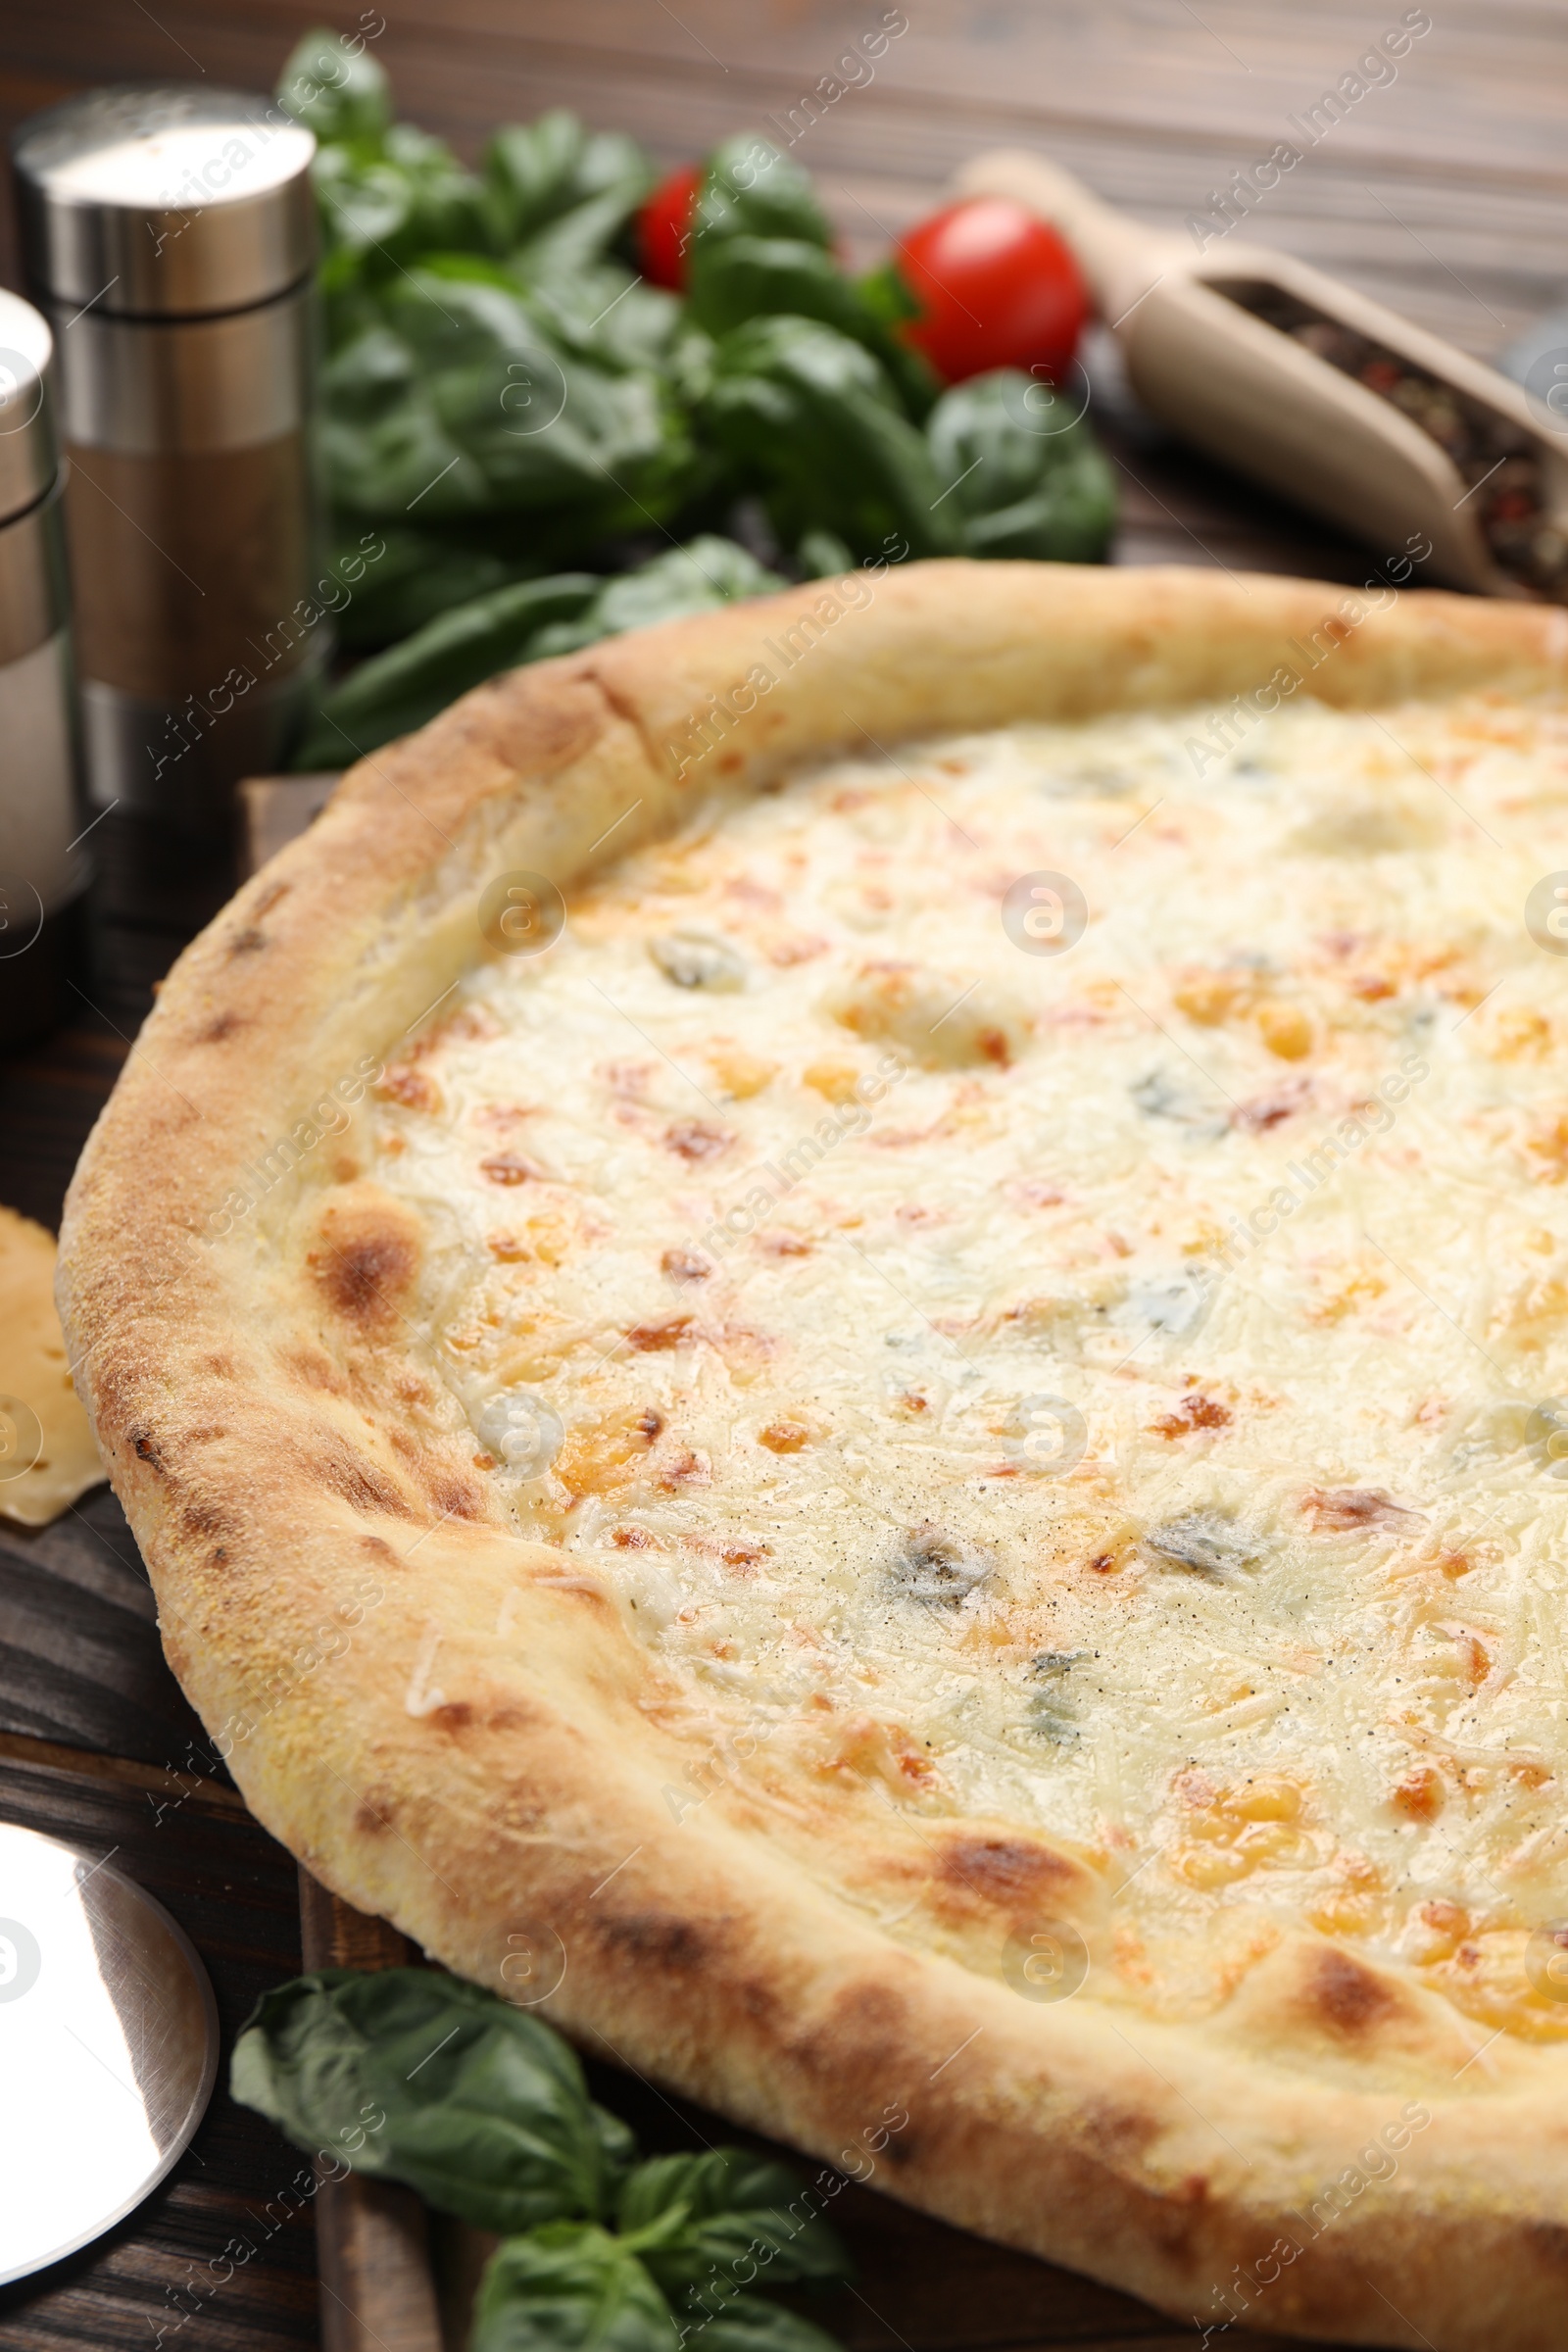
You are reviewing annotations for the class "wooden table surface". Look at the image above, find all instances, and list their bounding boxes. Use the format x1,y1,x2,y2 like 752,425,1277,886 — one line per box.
3,3,1566,2345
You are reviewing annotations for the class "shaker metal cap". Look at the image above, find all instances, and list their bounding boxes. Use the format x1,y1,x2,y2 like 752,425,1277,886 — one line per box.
12,85,316,317
0,290,58,526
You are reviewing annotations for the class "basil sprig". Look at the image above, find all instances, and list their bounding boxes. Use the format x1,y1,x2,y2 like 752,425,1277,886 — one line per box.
293,536,784,766
618,2151,847,2299
274,27,1118,763
928,370,1118,563
231,1969,634,2231
232,1970,851,2352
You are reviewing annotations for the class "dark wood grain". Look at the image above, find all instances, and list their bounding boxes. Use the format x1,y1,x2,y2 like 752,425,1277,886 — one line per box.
0,1486,222,1775
4,0,1566,353
0,5,1556,2345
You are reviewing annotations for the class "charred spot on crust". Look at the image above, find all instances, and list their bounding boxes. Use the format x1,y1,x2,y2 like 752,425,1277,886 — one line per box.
1306,1947,1398,2035
319,1232,416,1320
129,1425,164,1470
311,1440,414,1520
813,1976,910,2065
940,1834,1085,1909
487,1704,534,1732
309,1187,422,1330
289,1344,347,1394
427,1701,474,1732
1081,2100,1165,2167
181,1496,234,1541
423,1473,482,1520
197,1010,245,1043
599,1912,709,1969
226,926,269,956
1524,2222,1568,2276
354,1790,394,1837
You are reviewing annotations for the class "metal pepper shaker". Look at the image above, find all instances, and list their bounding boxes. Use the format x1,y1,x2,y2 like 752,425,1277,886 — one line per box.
0,290,90,1051
12,87,319,835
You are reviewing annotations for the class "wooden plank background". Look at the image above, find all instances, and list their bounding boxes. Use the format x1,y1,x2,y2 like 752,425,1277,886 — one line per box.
2,2,1566,2344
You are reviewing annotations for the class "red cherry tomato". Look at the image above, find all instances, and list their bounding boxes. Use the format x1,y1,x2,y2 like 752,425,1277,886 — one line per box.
637,163,704,292
894,197,1087,386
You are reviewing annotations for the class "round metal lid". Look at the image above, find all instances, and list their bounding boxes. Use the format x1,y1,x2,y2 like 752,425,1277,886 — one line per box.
0,291,57,525
12,85,316,317
0,1822,220,2283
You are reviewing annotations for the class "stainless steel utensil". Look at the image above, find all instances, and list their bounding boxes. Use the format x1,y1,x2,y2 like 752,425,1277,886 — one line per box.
0,288,90,1051
12,86,320,833
0,1821,218,2282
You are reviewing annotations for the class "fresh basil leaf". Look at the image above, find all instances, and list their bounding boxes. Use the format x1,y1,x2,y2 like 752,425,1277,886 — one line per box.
330,526,537,651
331,529,557,649
702,316,957,562
796,528,856,578
926,369,1117,563
299,531,781,762
617,2152,711,2237
526,537,784,660
618,2152,848,2299
312,122,494,296
526,266,709,388
687,237,936,419
593,2102,640,2185
276,27,391,147
486,113,652,268
675,2293,844,2352
856,261,924,331
398,271,694,522
694,135,833,254
319,272,698,531
230,1970,627,2232
471,2224,678,2352
294,570,601,762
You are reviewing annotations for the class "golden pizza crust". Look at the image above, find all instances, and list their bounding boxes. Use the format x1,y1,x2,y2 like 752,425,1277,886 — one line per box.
57,564,1568,2350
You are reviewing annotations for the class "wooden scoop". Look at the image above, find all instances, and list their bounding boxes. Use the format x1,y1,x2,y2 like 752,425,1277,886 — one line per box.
956,149,1568,598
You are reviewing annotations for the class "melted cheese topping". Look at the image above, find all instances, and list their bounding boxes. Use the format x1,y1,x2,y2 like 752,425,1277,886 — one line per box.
369,692,1568,2033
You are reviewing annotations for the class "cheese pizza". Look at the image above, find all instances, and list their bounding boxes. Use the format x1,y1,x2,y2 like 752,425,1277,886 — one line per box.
58,564,1568,2349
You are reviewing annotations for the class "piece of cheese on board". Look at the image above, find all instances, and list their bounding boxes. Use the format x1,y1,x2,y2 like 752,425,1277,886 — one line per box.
0,1203,105,1528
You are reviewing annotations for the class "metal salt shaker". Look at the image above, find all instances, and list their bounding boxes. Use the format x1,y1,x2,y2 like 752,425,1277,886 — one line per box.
12,87,319,834
0,290,89,1050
